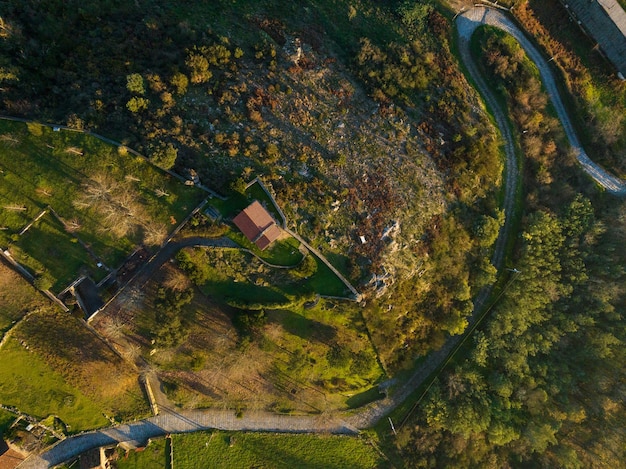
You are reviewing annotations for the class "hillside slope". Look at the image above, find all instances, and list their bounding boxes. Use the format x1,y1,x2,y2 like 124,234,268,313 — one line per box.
0,0,503,367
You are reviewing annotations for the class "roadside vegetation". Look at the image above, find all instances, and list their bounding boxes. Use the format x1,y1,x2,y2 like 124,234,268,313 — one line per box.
114,438,169,469
110,432,385,469
388,24,626,468
512,0,626,177
172,431,386,469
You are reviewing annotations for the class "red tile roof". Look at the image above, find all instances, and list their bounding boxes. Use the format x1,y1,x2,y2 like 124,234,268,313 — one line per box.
233,201,281,250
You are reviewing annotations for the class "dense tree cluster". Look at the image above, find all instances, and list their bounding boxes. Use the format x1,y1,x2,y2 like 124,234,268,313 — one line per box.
152,286,194,348
398,194,626,467
395,26,626,468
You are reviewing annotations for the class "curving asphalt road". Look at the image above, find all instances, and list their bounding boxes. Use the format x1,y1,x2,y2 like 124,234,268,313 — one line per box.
16,7,626,468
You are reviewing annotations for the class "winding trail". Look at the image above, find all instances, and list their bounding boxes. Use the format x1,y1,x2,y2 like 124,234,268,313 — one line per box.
16,7,626,468
457,7,626,196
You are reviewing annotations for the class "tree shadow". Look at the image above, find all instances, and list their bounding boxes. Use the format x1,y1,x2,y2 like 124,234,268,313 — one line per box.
266,309,336,343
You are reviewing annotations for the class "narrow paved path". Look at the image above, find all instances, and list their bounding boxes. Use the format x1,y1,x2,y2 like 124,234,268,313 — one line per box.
18,409,357,469
457,7,626,195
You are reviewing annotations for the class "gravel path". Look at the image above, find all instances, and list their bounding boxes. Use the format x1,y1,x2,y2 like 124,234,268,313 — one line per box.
18,409,357,469
457,7,626,195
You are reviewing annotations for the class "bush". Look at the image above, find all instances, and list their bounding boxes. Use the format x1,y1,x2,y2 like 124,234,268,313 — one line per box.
170,72,189,95
151,142,178,169
291,254,317,278
233,309,266,337
126,96,149,113
326,344,352,369
126,73,146,95
33,272,54,291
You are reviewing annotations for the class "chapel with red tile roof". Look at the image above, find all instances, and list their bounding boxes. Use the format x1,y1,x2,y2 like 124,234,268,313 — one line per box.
233,200,281,250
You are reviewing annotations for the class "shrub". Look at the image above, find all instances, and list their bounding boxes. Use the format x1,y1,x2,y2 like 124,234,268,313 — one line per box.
126,73,146,95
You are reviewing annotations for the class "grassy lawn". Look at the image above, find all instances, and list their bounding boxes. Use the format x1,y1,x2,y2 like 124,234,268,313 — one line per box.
0,262,48,333
0,119,205,291
225,229,303,266
0,338,109,431
309,257,349,297
209,192,249,219
182,246,347,308
10,214,104,292
172,431,386,469
116,438,169,469
112,432,386,469
12,308,150,424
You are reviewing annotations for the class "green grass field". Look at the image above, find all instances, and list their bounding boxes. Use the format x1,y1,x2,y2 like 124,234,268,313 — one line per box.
116,438,170,469
0,338,109,431
183,245,348,309
0,262,48,333
0,119,205,292
113,432,386,469
11,307,150,424
173,431,386,469
10,214,105,291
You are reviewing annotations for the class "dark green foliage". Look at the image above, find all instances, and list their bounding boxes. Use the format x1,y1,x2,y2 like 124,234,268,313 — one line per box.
233,309,267,337
152,286,194,348
326,344,352,369
355,38,431,102
398,198,621,466
291,254,317,279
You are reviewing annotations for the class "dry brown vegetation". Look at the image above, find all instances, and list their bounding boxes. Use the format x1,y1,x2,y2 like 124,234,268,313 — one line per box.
75,172,167,245
12,309,149,421
0,261,47,333
93,262,381,413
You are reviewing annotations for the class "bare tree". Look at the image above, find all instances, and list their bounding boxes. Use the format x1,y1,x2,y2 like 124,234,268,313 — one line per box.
154,187,170,198
163,268,192,292
143,221,167,246
0,134,19,146
65,146,84,156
